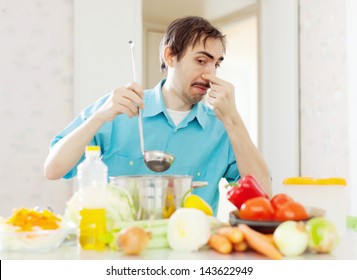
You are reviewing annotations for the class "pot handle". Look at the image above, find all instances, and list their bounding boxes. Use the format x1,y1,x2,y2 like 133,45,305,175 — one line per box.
192,181,208,188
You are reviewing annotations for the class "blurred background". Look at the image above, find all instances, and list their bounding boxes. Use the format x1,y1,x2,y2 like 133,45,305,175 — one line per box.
0,0,356,221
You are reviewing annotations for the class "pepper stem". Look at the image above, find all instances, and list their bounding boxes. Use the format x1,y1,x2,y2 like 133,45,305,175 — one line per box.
224,182,238,189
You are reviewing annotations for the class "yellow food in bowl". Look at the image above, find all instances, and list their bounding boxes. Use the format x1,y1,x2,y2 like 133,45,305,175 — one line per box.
0,208,73,252
6,208,61,231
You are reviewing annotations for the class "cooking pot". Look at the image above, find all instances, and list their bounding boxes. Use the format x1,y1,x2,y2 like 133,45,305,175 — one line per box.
109,175,206,220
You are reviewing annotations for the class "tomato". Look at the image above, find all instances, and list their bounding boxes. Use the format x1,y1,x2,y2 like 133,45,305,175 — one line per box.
239,197,275,221
270,193,294,211
273,201,309,221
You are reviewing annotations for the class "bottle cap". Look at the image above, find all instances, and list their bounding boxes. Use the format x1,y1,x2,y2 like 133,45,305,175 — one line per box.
85,146,101,157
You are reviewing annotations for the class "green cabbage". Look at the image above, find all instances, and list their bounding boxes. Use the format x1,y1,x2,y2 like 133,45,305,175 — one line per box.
63,183,136,231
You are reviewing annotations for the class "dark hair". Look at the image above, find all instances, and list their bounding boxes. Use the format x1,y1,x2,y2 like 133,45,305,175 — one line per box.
160,16,226,73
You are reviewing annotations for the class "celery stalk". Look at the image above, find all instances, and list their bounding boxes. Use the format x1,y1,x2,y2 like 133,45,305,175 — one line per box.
115,219,169,229
146,235,170,249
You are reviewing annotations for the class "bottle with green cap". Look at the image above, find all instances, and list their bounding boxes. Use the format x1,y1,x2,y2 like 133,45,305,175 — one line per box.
77,145,108,250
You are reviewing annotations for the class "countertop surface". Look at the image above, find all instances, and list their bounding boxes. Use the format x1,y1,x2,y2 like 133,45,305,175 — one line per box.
1,230,357,260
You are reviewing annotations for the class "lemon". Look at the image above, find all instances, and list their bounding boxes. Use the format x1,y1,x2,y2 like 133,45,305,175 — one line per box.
183,195,213,216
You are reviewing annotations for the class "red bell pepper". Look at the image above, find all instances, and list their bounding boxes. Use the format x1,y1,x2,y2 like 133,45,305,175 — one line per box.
226,175,269,210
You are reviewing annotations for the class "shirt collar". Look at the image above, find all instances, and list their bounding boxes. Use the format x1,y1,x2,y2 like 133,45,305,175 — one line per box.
188,102,207,129
143,79,207,129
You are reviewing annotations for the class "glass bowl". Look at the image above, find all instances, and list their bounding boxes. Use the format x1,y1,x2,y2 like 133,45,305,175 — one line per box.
0,223,75,252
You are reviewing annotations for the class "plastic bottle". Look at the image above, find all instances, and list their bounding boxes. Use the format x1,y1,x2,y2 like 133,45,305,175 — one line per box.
77,146,108,250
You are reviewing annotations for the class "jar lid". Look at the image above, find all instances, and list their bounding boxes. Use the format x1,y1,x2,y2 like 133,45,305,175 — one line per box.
283,177,347,186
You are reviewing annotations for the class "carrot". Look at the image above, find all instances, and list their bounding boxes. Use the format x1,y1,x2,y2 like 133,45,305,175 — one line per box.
217,226,244,244
233,241,248,252
237,224,282,260
208,234,233,254
263,233,274,244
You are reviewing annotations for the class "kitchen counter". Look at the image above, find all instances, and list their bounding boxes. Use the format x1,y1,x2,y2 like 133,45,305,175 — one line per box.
1,230,356,260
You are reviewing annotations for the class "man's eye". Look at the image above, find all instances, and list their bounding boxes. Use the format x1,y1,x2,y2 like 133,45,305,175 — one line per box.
197,59,206,64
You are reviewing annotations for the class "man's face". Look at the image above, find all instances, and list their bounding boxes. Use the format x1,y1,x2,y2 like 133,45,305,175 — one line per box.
167,38,224,106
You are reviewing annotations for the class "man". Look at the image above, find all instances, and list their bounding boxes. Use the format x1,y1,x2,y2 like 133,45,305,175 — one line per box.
44,16,272,215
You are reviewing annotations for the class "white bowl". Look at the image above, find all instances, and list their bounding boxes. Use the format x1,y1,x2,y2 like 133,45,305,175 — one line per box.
0,223,75,252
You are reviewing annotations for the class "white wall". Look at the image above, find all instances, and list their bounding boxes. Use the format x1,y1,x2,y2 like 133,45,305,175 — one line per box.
0,0,74,217
299,0,348,179
259,0,300,194
0,0,143,217
74,0,143,114
143,0,256,25
219,16,258,145
346,0,357,215
144,29,165,88
299,0,354,215
217,14,259,222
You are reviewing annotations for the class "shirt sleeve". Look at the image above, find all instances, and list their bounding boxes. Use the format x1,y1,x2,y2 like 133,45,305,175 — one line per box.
49,94,112,179
223,141,241,183
223,141,272,184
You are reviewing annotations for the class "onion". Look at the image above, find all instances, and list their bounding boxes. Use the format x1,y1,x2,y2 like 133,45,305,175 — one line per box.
117,227,150,255
167,208,211,252
305,217,339,253
273,221,309,256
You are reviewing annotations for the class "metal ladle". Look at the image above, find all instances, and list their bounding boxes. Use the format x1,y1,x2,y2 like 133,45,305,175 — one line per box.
129,41,175,172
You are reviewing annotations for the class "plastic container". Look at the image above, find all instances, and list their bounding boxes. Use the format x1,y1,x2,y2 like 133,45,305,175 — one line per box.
283,177,348,235
77,146,108,250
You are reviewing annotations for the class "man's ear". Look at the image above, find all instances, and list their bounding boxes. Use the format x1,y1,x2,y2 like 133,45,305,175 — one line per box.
163,46,176,68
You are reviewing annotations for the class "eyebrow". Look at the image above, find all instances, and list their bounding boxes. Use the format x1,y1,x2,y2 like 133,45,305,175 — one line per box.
196,51,224,62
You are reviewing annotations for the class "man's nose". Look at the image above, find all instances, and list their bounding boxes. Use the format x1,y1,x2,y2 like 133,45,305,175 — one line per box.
204,64,216,75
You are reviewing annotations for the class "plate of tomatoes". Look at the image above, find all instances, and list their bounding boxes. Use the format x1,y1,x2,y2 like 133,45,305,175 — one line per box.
229,194,325,234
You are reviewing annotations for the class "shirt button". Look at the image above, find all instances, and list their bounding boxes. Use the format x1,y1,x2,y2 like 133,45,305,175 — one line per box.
129,160,134,166
173,128,177,133
197,172,201,176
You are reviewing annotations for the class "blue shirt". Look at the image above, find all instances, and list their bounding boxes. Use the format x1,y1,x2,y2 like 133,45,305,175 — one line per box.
51,80,240,214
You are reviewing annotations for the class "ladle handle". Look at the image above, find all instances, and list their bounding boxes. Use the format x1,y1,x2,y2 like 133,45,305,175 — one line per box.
138,110,145,155
129,41,145,155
